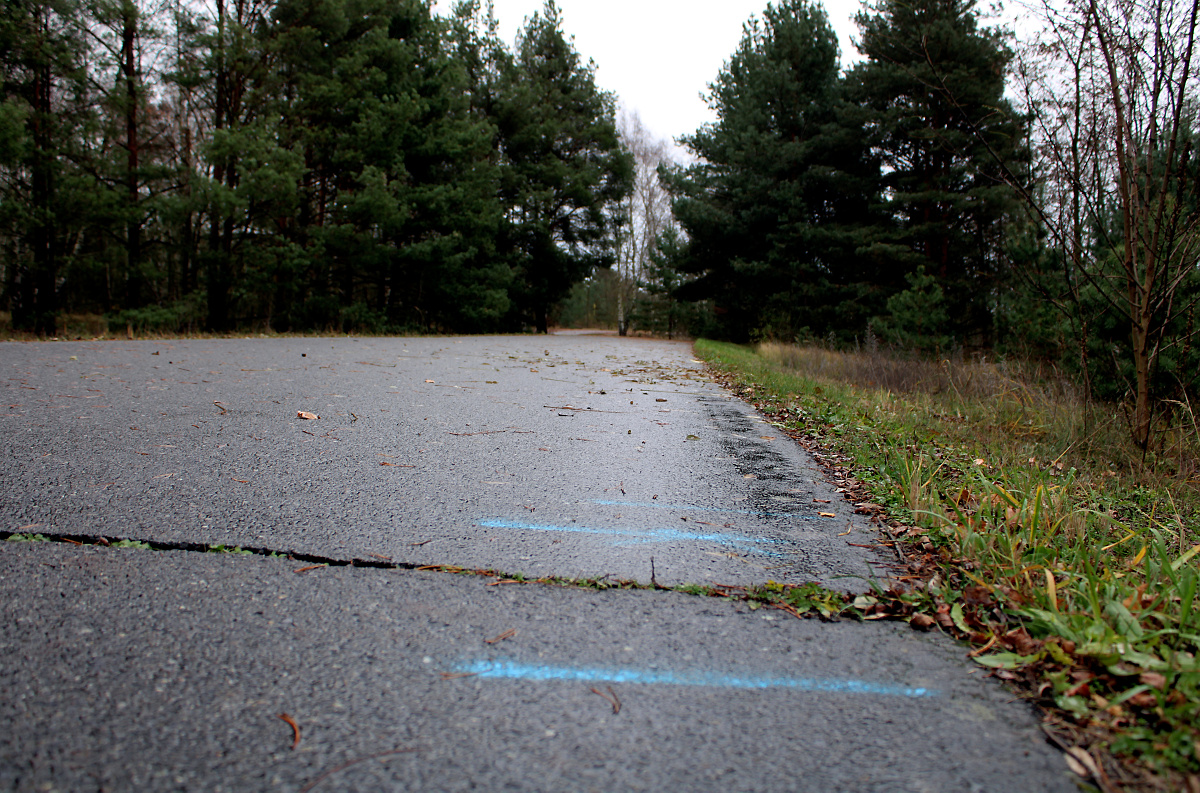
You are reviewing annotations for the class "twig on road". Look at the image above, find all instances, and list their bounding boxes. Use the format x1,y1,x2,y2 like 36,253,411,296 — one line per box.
300,748,419,793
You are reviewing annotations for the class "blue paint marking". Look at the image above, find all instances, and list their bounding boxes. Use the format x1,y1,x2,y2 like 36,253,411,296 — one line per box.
591,499,832,520
478,519,785,557
456,659,936,699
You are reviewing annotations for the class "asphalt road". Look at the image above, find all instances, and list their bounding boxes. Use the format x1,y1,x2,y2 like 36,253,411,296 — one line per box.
0,333,1075,791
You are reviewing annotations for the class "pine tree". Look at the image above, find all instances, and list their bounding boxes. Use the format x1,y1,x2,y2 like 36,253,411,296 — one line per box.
663,0,882,342
491,0,632,333
848,0,1026,346
0,0,95,335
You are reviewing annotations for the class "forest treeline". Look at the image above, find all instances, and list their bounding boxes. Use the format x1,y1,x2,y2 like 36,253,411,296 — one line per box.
1,0,630,336
3,0,1199,445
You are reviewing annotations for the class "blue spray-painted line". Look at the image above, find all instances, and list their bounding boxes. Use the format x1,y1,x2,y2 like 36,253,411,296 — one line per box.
591,499,831,520
477,519,786,558
455,659,936,699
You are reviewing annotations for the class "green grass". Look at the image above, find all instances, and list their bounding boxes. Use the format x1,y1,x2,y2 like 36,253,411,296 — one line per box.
696,338,1200,789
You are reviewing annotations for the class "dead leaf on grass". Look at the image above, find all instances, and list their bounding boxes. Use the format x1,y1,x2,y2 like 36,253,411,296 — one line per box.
1064,746,1102,781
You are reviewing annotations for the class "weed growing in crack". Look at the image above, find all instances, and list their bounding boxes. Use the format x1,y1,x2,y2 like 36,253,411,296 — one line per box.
207,544,253,555
110,539,151,550
5,533,49,543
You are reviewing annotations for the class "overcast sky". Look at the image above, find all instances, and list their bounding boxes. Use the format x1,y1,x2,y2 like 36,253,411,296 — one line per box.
434,0,867,157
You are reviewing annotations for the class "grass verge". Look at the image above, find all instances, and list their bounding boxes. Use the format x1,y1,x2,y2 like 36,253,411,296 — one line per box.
695,338,1200,793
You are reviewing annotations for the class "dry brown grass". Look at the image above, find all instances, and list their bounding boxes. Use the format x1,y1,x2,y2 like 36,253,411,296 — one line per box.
757,340,1082,404
0,312,111,340
754,340,1200,494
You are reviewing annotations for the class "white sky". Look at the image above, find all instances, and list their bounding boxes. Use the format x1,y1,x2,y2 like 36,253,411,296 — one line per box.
434,0,867,158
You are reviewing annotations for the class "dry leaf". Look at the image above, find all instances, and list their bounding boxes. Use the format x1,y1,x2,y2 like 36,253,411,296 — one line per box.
759,435,776,440
1065,747,1101,780
424,379,434,383
909,613,936,630
1140,671,1167,690
819,511,836,517
743,474,757,479
297,411,318,420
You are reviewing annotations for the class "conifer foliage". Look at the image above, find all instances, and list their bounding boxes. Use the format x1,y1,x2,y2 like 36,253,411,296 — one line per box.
848,0,1025,346
665,0,883,342
0,0,630,334
663,0,1026,347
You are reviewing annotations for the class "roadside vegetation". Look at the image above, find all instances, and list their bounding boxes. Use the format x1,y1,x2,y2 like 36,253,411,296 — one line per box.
696,338,1200,792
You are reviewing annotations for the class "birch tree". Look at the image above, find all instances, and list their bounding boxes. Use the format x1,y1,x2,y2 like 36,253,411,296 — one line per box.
614,108,674,335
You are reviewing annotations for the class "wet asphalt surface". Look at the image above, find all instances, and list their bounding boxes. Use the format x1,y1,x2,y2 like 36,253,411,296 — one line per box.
0,333,1075,791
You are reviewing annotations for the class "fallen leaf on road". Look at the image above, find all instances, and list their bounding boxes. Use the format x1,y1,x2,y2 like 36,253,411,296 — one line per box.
759,436,775,440
425,379,434,383
655,398,667,402
297,411,318,420
232,478,249,483
819,512,836,517
278,713,300,749
485,628,517,644
293,564,327,574
380,461,415,467
744,474,757,479
813,498,830,503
